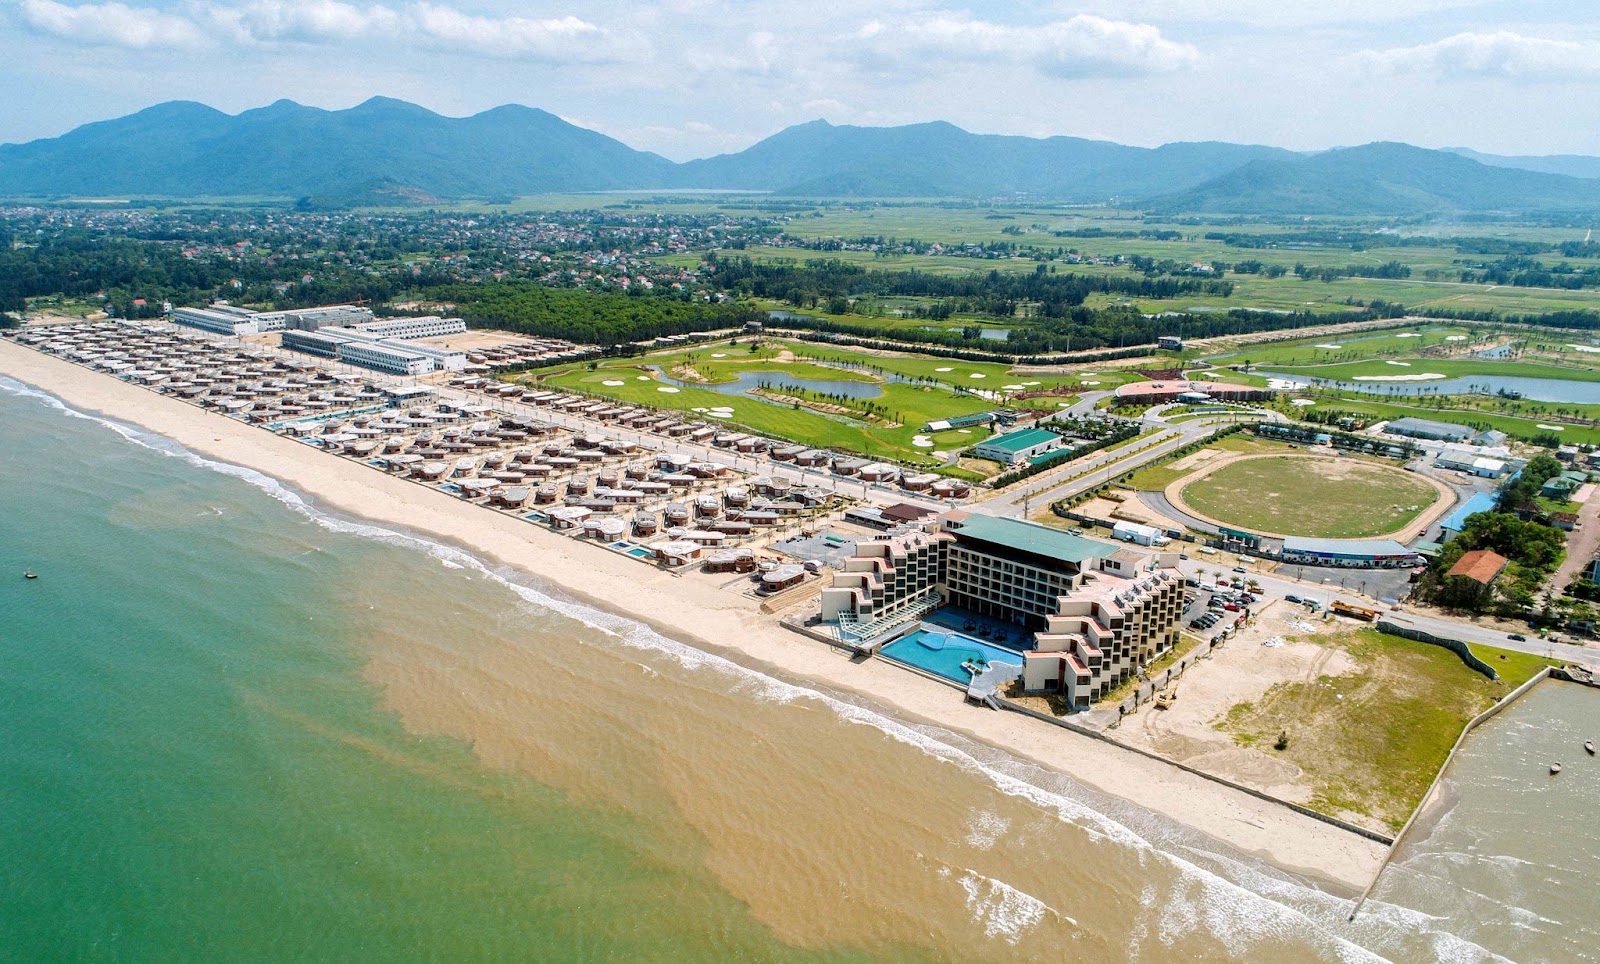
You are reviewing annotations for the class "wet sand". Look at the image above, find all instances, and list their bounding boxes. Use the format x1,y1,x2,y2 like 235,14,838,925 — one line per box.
0,338,1387,893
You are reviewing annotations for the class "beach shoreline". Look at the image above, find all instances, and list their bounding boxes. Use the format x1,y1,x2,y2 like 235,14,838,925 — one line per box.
0,337,1387,894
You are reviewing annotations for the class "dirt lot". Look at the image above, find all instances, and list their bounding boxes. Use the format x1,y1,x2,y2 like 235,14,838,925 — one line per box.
414,330,535,352
1116,603,1352,807
1112,602,1539,833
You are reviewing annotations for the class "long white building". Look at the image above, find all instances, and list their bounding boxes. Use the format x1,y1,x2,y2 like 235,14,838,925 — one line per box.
255,305,375,331
354,316,466,340
280,327,466,376
172,305,260,336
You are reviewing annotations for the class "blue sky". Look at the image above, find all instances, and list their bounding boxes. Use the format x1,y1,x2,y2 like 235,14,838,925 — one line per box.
2,0,1596,160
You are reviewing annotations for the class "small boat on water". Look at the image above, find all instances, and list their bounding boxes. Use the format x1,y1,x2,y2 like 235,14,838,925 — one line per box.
23,569,38,580
1551,763,1563,775
1586,740,1596,756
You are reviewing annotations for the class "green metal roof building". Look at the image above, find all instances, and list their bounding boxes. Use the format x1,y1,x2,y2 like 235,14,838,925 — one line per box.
972,428,1062,464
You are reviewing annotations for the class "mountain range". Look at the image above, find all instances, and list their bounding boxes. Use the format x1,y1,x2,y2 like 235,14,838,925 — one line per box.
4,97,1600,215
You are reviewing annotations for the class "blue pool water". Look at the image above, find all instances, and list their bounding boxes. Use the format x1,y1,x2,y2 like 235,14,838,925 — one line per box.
878,629,1024,683
626,547,654,559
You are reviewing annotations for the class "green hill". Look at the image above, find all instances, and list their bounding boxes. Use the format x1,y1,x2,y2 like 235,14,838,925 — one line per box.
0,97,678,198
1150,142,1600,215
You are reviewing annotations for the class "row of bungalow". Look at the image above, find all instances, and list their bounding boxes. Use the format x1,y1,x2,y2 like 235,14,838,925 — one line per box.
515,391,973,500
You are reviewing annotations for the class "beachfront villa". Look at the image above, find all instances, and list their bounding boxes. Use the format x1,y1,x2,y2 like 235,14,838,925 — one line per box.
819,513,1184,710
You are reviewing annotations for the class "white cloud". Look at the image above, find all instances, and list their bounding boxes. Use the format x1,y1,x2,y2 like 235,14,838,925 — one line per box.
14,0,625,61
848,13,1198,78
1078,0,1500,27
404,5,611,61
18,0,204,48
1359,30,1600,81
222,1,405,43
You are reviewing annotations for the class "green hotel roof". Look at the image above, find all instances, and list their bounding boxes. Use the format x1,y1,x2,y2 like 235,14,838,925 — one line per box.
979,428,1060,453
949,515,1110,565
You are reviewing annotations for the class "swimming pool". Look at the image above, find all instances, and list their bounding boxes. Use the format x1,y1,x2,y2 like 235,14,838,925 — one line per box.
625,547,654,560
878,629,1024,684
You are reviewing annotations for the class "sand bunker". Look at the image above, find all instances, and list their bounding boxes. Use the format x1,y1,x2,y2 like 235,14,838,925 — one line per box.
1385,361,1412,367
602,380,626,386
1292,399,1316,406
658,386,680,393
710,353,727,358
935,367,953,372
1315,344,1343,349
1445,335,1468,342
1537,424,1566,431
1397,333,1422,338
1567,344,1600,354
969,373,986,379
912,436,935,448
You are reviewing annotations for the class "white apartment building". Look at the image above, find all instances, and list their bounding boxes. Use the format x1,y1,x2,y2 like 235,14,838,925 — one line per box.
354,316,467,340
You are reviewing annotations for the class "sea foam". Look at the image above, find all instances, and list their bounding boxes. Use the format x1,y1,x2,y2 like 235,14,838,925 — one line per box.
0,374,1502,961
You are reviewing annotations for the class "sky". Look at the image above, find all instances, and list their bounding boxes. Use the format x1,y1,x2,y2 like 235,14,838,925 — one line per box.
2,0,1597,160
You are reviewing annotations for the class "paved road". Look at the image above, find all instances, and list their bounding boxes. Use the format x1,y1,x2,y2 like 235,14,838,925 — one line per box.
1550,487,1600,593
973,407,1281,519
1173,556,1599,666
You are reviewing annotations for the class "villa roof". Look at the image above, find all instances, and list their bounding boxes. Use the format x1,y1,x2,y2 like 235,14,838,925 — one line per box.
1447,549,1509,585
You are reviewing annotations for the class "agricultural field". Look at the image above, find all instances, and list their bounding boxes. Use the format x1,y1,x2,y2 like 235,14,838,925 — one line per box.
1175,454,1443,538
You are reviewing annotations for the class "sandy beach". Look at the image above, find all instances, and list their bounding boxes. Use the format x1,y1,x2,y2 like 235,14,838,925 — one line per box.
0,337,1387,893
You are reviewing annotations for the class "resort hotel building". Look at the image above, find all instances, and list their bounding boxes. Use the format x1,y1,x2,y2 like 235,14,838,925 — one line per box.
820,513,1184,710
280,327,468,375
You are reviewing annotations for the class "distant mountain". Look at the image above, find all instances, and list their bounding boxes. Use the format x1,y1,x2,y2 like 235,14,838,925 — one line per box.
1149,143,1600,215
0,97,678,198
676,119,1297,200
1444,147,1600,182
5,98,1600,215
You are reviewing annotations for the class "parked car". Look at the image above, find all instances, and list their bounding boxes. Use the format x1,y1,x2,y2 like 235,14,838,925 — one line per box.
1285,594,1302,604
1223,603,1241,612
1239,594,1256,604
1508,633,1527,641
1232,566,1248,573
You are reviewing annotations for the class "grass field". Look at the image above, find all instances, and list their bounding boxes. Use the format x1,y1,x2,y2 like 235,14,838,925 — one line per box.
1178,455,1441,538
1215,629,1554,831
1194,326,1480,367
524,336,1178,464
1259,357,1600,383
